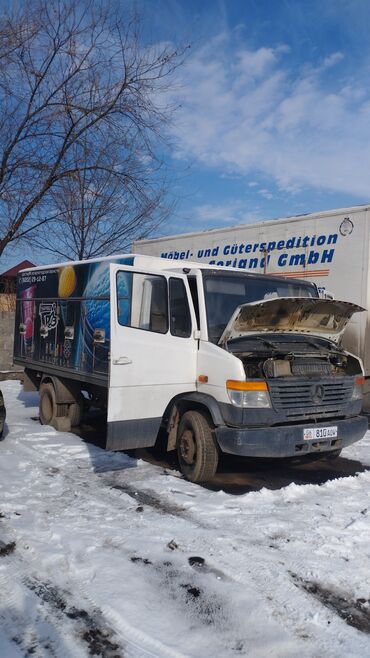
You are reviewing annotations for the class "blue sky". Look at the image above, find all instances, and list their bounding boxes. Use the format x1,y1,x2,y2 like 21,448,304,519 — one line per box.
4,0,370,269
139,0,370,235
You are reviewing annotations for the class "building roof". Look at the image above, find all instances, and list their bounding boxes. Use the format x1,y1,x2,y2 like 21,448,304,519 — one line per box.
0,260,36,278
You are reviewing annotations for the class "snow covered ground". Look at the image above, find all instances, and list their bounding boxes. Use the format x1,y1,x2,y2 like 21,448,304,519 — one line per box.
1,379,370,658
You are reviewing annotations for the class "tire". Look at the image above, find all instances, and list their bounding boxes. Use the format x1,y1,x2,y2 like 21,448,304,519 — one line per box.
68,394,84,427
176,410,219,483
39,383,57,426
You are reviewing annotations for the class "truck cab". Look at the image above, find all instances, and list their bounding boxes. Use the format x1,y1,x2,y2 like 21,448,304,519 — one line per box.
108,257,367,482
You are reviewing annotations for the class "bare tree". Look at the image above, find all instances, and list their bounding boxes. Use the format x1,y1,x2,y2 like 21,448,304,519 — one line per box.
32,136,171,260
0,0,184,261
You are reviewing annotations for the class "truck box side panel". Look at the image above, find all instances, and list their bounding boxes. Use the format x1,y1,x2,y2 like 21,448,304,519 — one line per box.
134,209,367,302
14,256,133,383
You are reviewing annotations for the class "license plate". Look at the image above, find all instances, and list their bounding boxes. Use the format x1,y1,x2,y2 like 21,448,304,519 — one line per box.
303,426,338,440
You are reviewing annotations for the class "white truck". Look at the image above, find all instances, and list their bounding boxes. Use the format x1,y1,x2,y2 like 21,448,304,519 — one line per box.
134,204,370,408
14,254,367,483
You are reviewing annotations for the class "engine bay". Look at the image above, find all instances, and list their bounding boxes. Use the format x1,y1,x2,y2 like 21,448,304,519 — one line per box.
226,333,362,379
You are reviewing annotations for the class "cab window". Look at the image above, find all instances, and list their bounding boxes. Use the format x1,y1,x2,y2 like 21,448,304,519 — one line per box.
169,278,192,337
117,271,168,334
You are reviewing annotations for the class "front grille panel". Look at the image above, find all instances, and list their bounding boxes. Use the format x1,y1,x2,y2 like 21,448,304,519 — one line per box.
269,378,354,418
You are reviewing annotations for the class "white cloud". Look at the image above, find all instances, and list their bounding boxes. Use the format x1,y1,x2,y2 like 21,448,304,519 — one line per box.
236,47,277,78
169,35,370,198
322,51,344,69
258,188,274,200
190,201,261,226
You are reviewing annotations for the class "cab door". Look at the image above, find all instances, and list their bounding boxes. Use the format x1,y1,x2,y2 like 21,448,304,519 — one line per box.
107,264,198,450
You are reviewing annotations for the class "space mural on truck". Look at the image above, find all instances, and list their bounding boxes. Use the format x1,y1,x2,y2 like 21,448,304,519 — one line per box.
14,257,133,378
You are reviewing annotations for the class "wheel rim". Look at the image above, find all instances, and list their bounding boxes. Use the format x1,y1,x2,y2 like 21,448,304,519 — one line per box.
179,429,196,465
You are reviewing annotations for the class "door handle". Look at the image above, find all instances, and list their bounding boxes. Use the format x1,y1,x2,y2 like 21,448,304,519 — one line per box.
113,356,132,365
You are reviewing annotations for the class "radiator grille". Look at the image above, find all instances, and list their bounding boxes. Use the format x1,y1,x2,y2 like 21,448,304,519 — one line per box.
269,379,354,417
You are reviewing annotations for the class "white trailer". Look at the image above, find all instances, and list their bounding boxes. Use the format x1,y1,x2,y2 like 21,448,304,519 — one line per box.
134,204,370,407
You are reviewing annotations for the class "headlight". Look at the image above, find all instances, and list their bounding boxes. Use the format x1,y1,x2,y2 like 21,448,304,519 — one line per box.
226,380,271,408
352,376,365,401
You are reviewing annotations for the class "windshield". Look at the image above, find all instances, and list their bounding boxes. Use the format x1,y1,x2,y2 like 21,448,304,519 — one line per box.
203,271,318,343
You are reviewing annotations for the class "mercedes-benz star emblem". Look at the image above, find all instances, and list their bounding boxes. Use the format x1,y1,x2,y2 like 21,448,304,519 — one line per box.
311,384,325,404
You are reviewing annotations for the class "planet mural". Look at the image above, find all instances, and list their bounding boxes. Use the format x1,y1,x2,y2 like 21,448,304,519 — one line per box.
83,263,111,340
77,262,132,373
58,265,77,298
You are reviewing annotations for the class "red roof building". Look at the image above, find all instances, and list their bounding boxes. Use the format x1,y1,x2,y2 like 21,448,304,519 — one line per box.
0,260,36,294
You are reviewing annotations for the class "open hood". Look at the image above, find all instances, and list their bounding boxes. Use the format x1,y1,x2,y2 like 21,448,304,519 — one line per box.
218,297,365,346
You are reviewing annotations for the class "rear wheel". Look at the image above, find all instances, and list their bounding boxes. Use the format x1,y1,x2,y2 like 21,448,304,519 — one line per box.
68,394,84,427
39,383,57,426
177,410,219,483
39,380,81,430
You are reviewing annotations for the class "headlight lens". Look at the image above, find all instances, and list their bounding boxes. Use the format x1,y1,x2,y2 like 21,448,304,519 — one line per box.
352,376,365,401
227,388,271,408
226,380,271,408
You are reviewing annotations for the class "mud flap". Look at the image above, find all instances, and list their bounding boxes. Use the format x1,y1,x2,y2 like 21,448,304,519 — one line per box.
106,417,161,451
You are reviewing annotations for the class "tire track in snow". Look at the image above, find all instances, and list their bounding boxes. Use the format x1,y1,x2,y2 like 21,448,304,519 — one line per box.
0,422,327,656
0,449,189,657
4,422,211,532
0,583,72,658
169,482,370,657
0,557,78,657
0,518,121,657
290,573,370,634
0,526,186,658
1,414,269,656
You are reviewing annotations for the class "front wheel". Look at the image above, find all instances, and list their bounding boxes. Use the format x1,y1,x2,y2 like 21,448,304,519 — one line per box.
176,410,219,483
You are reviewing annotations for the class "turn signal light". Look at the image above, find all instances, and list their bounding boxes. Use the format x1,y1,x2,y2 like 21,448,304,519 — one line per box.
226,380,268,391
226,380,270,408
352,376,365,401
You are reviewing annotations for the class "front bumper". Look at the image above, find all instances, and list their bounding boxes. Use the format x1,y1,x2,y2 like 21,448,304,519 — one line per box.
215,415,367,458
